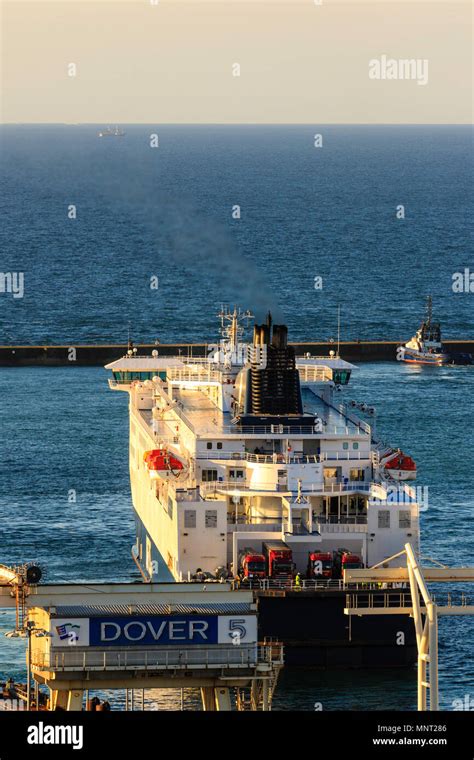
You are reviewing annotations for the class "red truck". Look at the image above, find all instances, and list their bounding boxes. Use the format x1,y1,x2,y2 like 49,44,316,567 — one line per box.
262,541,293,579
333,548,364,579
307,551,333,579
238,548,266,581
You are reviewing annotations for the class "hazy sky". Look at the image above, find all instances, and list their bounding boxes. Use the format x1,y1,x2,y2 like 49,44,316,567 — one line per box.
1,0,472,124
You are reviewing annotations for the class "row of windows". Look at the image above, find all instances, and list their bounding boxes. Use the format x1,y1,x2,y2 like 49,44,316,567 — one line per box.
184,509,217,529
206,441,223,450
342,442,360,450
113,371,166,382
324,468,366,480
378,510,411,529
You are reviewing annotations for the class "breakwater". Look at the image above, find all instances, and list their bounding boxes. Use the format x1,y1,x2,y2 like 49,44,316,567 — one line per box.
1,340,473,366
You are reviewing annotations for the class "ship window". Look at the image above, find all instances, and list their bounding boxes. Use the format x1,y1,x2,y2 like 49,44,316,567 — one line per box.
399,510,411,529
343,442,349,450
205,510,218,528
206,442,213,449
353,442,359,450
350,468,365,481
184,510,196,529
202,469,218,482
378,510,390,529
217,442,223,449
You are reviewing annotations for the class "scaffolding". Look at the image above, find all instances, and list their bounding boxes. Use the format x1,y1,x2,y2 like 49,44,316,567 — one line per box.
344,543,474,711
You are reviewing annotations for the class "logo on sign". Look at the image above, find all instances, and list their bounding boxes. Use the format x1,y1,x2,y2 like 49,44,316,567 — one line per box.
52,618,89,648
55,623,80,643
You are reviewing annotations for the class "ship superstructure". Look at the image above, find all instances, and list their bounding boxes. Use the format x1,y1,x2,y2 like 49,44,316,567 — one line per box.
107,309,420,585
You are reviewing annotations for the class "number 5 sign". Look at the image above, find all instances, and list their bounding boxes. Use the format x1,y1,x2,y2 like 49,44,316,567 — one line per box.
217,616,258,644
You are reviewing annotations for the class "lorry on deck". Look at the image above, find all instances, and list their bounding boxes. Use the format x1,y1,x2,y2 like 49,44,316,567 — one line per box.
238,548,267,581
332,548,364,579
307,551,334,579
262,541,293,580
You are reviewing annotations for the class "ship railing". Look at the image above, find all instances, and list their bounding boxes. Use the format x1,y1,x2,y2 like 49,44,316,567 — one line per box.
336,403,372,435
201,480,373,496
259,640,285,665
323,451,370,461
167,367,223,384
31,644,261,672
238,579,410,592
322,481,371,493
205,424,368,436
316,515,367,525
197,452,323,464
296,365,333,383
345,591,415,610
175,487,201,502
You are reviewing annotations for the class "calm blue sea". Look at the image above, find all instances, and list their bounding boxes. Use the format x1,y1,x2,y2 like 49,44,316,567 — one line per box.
0,126,472,710
0,362,472,710
0,125,472,344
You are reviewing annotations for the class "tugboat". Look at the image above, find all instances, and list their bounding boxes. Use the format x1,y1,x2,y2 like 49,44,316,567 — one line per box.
398,297,450,365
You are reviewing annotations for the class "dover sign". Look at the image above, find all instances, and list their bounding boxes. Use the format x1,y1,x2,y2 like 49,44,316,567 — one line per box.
51,615,257,647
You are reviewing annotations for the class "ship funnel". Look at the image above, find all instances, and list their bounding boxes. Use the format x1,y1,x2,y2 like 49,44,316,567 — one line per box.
236,319,314,426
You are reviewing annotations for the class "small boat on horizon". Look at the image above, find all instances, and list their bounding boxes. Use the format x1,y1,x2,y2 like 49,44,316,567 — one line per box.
98,126,125,138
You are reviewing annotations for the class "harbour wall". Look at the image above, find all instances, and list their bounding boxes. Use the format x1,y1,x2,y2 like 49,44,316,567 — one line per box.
0,340,473,366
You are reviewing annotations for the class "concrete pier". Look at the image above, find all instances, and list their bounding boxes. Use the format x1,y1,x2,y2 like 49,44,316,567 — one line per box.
1,340,472,366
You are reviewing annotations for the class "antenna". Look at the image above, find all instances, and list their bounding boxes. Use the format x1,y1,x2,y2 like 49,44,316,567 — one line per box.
426,295,433,325
337,305,341,358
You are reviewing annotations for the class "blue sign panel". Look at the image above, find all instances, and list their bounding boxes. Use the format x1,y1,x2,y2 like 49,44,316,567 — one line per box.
89,615,219,646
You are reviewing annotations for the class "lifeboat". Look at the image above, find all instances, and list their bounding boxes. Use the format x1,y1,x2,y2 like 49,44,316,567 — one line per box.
143,449,185,479
382,449,417,481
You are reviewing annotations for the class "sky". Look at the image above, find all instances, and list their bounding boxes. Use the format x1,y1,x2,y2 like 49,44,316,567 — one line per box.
1,0,472,124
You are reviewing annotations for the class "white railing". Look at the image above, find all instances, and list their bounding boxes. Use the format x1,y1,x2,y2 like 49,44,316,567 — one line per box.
296,365,333,383
202,479,372,496
32,645,261,672
167,367,222,384
238,579,409,592
317,522,368,534
197,452,322,465
321,481,371,493
322,451,369,461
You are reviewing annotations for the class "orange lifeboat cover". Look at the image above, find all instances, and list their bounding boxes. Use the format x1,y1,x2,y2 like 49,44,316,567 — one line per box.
384,452,416,471
143,449,184,471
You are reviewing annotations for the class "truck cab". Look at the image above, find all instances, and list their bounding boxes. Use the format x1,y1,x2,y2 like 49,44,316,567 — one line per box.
263,541,293,580
307,551,333,579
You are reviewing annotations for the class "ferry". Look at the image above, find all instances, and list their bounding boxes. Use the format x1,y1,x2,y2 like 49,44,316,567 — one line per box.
106,308,422,667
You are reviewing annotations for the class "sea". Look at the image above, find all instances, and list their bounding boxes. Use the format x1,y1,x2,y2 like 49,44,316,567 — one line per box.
0,126,472,711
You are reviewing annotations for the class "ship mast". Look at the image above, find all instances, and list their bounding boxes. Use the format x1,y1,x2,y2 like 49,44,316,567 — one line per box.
218,306,254,354
426,295,433,327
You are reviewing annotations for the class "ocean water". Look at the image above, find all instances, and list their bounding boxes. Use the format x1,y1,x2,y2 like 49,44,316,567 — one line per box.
0,361,472,711
0,125,472,345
